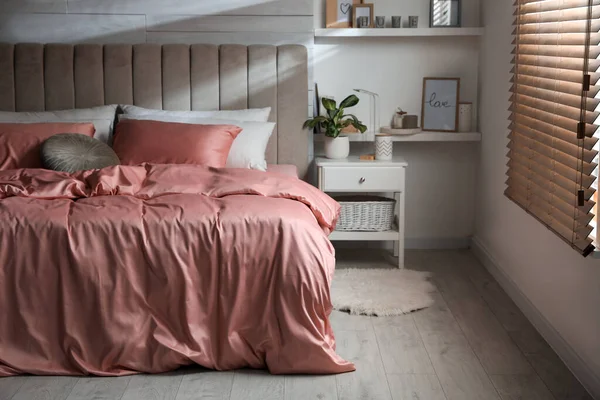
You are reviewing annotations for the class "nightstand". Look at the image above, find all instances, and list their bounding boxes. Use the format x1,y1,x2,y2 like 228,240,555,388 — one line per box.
316,156,407,268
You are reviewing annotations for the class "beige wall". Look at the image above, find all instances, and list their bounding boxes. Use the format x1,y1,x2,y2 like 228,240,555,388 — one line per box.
476,0,600,396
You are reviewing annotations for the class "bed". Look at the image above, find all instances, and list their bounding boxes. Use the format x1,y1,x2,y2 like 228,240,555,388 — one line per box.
0,43,354,376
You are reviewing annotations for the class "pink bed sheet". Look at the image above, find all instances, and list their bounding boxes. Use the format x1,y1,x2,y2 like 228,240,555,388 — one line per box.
0,164,354,376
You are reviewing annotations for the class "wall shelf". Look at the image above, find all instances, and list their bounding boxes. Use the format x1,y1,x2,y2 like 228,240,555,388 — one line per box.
314,131,482,143
314,27,484,38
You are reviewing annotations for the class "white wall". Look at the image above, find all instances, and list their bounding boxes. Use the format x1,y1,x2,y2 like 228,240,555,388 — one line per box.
476,0,600,396
313,0,481,246
0,0,482,247
0,1,315,44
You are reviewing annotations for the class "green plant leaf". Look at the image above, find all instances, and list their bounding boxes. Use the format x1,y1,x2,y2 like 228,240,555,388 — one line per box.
355,123,368,133
303,116,329,129
325,124,340,138
342,114,367,133
342,114,360,125
321,97,337,111
334,108,344,122
340,119,353,128
339,95,359,109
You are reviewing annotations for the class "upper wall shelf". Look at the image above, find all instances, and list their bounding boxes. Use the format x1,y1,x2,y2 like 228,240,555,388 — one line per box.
314,28,484,38
314,131,482,143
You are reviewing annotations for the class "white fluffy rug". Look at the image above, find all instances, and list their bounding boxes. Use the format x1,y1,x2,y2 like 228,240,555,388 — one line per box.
331,268,436,316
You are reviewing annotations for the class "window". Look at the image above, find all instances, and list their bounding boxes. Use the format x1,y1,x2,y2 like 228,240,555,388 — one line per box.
508,0,600,256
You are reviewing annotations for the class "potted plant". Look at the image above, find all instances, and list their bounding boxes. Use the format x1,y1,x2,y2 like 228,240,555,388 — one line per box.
303,95,367,159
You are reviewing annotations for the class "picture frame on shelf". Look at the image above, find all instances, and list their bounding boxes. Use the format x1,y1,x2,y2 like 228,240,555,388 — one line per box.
430,0,461,27
353,4,374,28
326,0,362,28
421,77,460,132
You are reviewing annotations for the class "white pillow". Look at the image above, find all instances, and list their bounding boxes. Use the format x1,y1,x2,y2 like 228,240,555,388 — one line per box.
0,105,117,144
121,105,271,123
119,115,275,171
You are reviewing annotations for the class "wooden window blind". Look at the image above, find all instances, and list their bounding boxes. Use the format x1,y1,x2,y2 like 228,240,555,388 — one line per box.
508,0,600,256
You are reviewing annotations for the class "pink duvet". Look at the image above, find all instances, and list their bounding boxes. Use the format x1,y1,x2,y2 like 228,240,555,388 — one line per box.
0,164,354,376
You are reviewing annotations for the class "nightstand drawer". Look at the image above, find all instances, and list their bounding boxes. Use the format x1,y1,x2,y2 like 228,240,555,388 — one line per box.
321,167,404,191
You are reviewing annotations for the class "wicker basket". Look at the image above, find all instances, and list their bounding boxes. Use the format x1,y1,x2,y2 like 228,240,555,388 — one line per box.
335,195,396,231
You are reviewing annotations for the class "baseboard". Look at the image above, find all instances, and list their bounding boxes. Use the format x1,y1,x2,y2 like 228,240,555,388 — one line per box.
471,237,600,399
406,237,471,250
334,237,472,250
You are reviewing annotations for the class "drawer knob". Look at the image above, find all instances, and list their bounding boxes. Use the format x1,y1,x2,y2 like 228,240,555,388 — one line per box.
359,177,366,184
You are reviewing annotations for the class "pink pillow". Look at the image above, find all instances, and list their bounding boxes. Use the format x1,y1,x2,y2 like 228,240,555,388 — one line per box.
113,119,243,168
0,122,96,170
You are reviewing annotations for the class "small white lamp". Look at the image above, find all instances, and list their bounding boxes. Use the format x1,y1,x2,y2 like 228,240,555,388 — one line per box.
353,88,380,134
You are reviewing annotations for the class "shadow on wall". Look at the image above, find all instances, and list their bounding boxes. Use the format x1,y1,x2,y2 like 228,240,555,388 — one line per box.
0,0,315,45
0,0,333,111
0,0,312,15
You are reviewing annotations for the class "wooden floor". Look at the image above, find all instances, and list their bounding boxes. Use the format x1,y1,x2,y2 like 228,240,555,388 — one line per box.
0,250,593,400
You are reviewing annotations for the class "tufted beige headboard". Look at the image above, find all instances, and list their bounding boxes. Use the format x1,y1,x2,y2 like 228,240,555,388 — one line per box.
0,43,310,178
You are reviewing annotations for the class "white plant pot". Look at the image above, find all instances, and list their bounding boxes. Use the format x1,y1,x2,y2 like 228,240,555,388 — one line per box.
324,136,350,159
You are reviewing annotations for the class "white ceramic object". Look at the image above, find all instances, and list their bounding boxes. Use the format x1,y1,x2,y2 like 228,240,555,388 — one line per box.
458,102,473,132
392,114,404,129
375,134,393,161
324,136,350,159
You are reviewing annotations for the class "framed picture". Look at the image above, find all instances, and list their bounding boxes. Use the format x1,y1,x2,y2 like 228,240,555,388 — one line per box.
421,78,460,132
326,0,362,28
430,0,461,27
353,4,374,28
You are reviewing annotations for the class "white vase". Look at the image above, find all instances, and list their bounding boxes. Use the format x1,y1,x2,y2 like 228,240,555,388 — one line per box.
375,134,393,161
324,136,350,159
391,114,404,129
458,102,473,132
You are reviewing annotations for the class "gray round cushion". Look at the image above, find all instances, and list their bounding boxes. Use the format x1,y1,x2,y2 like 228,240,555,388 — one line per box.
41,133,120,173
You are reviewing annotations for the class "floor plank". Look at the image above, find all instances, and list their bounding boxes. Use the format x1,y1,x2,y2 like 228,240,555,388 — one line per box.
11,376,79,400
453,251,593,399
175,370,233,400
441,295,532,375
421,337,500,400
229,370,284,400
65,376,131,400
412,289,470,337
459,252,532,333
412,291,465,337
508,326,553,356
490,374,554,400
386,374,447,400
425,254,532,375
330,311,374,332
0,376,27,400
413,292,499,400
456,252,552,355
335,329,393,400
120,372,182,400
526,350,593,400
372,315,435,374
284,375,337,400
